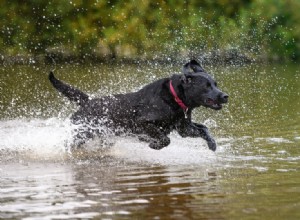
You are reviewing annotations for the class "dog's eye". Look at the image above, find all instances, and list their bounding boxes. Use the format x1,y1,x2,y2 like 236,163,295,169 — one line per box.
215,82,217,87
206,82,212,88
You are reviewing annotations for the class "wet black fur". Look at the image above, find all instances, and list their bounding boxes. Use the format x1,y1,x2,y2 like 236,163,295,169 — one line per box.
49,60,228,151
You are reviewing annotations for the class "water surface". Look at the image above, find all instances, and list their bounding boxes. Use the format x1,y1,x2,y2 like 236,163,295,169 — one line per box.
0,63,299,219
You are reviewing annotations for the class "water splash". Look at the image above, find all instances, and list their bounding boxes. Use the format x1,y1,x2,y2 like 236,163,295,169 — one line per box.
0,118,72,161
0,118,229,165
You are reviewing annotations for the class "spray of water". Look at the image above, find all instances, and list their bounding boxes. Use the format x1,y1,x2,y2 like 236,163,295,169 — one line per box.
0,116,232,165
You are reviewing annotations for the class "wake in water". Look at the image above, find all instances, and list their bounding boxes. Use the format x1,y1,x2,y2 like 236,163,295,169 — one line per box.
0,118,231,165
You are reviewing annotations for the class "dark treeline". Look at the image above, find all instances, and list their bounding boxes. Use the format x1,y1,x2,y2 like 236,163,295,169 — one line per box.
0,0,299,64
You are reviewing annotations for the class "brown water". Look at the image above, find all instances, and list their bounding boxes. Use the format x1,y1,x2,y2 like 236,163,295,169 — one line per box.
0,63,300,219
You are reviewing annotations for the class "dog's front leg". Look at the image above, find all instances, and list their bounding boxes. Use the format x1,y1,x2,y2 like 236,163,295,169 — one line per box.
141,123,170,150
191,123,216,151
177,120,217,151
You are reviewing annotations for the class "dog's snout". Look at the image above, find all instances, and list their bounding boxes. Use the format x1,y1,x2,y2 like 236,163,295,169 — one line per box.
219,93,229,103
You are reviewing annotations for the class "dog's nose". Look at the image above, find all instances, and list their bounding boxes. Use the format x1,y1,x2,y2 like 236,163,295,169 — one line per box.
220,93,229,103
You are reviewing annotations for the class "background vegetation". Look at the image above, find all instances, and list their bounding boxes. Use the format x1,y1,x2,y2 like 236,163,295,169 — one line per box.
0,0,299,63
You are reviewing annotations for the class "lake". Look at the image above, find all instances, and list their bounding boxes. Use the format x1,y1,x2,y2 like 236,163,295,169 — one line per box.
0,62,299,219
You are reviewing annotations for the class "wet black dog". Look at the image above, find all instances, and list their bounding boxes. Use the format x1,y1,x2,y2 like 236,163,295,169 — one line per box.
49,60,228,151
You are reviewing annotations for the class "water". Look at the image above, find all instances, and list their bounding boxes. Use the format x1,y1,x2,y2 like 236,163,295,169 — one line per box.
0,62,300,219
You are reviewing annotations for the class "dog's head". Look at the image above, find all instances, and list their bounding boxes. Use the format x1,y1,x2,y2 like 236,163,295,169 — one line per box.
181,60,228,110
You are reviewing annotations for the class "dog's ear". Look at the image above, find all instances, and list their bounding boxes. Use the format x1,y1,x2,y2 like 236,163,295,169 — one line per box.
180,74,193,84
183,59,205,74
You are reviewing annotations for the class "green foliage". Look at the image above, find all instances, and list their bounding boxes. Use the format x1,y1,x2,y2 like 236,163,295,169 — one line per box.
0,0,299,61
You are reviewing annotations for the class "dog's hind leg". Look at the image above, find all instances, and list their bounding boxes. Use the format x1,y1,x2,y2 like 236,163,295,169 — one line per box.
140,123,171,150
69,126,95,150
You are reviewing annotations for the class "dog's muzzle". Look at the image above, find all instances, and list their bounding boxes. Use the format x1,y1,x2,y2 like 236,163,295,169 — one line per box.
205,93,229,110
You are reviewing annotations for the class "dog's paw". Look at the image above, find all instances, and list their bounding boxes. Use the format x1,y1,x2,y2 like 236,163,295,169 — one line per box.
149,142,166,150
207,140,217,151
138,135,151,142
149,137,170,150
146,135,170,150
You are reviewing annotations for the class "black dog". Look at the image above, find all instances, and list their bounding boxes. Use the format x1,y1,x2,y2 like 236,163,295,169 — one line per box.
49,60,228,151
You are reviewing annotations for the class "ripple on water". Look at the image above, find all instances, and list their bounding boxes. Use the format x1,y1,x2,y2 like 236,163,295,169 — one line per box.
22,212,100,220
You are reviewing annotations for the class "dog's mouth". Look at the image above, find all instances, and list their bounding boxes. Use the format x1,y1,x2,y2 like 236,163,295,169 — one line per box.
205,98,223,110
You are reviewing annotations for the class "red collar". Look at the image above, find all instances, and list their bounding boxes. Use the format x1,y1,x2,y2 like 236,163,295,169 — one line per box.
169,80,188,113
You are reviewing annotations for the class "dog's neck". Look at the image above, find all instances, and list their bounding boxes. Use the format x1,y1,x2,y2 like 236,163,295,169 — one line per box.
169,80,188,114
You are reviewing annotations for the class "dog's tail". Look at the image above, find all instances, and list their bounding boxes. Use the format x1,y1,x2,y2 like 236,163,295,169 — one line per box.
49,71,89,106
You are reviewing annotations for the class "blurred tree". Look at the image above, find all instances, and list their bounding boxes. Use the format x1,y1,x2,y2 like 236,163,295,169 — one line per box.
0,0,299,61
